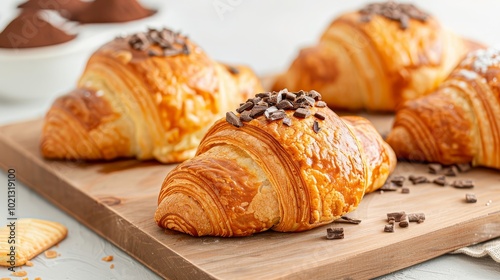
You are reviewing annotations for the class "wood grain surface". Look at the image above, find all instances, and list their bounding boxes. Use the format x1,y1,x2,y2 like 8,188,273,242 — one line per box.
0,118,499,280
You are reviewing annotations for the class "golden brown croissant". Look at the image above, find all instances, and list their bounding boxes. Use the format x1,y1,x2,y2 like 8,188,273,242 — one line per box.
155,89,396,237
386,48,500,170
272,1,482,112
40,28,263,163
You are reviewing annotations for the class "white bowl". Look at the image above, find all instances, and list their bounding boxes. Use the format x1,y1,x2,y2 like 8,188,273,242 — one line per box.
0,1,164,102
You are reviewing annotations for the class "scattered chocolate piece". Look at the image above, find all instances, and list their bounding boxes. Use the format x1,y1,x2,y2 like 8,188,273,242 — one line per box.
387,212,406,222
276,100,293,110
456,163,472,173
128,28,190,57
256,92,270,98
264,106,278,119
249,105,267,118
444,166,459,177
451,180,475,189
240,111,253,122
226,112,243,128
409,175,429,185
399,214,409,228
313,120,321,133
294,108,311,118
334,216,362,224
326,227,344,240
408,213,425,223
359,1,429,30
309,90,321,100
432,175,447,186
380,182,398,191
315,101,327,108
268,110,287,121
314,112,326,120
465,193,477,203
236,102,254,113
401,187,410,194
390,176,406,186
384,224,394,233
428,163,443,174
282,117,292,127
226,65,239,75
285,92,296,101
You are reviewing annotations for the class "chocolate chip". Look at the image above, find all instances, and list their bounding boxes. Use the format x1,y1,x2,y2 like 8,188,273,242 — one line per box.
240,111,253,122
387,212,405,222
451,180,475,189
465,193,477,203
456,163,472,173
313,120,321,133
226,65,239,75
264,106,278,119
226,112,243,127
285,92,297,101
256,92,270,98
408,213,425,223
428,163,443,174
409,175,430,185
380,182,398,191
315,101,327,108
384,224,394,232
432,175,447,186
444,166,459,177
401,187,410,194
268,110,286,121
276,100,294,110
282,117,292,126
358,1,429,30
128,28,190,57
250,105,267,118
334,216,362,224
236,102,254,113
390,176,406,186
326,227,344,240
308,90,321,101
314,112,326,120
294,108,310,118
399,214,409,228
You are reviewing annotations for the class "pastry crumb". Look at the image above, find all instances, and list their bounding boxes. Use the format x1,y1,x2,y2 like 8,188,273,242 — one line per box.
11,270,27,277
35,278,42,280
102,255,114,262
44,250,58,259
25,261,33,267
22,278,28,280
1,277,12,280
110,264,115,269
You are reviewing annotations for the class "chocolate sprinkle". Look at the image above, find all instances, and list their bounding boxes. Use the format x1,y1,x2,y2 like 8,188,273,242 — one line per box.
384,224,394,233
465,193,477,203
283,117,292,127
226,112,242,128
326,227,344,240
314,112,326,120
127,28,190,57
335,216,362,224
359,1,429,30
313,120,321,134
451,180,475,189
433,175,447,186
390,176,406,186
294,108,311,118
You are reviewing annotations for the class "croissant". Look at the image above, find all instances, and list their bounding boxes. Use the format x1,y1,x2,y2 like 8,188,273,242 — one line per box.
155,89,396,237
40,28,263,163
386,48,500,170
272,1,482,112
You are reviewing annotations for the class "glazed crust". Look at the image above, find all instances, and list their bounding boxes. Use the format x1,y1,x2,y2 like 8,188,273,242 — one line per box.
386,49,500,169
273,11,482,112
155,107,396,237
40,36,263,163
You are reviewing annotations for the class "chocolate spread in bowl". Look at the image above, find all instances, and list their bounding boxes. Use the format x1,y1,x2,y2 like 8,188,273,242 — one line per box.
0,10,76,48
68,0,156,24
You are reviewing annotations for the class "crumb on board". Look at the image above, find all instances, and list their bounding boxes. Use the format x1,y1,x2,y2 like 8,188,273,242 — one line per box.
110,264,115,269
25,261,33,267
11,270,27,277
102,255,114,262
44,250,58,259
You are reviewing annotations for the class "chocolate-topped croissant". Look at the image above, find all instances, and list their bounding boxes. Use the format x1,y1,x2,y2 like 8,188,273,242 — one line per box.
40,27,263,163
273,1,482,112
155,89,396,237
386,48,500,170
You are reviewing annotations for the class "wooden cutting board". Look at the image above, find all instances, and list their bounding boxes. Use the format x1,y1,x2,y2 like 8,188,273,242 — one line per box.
0,118,499,280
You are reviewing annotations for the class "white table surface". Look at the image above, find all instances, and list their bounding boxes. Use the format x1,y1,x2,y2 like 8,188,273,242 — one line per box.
1,0,499,279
